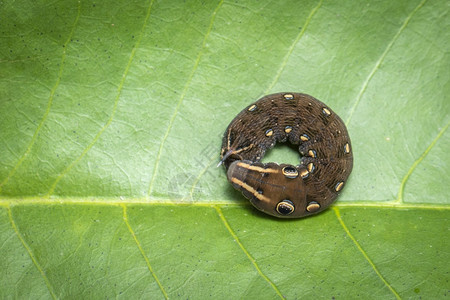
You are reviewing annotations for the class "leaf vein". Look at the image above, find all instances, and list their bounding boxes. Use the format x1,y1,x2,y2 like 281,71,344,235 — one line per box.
44,0,155,197
345,0,428,126
395,121,449,203
121,204,168,299
1,199,449,209
265,0,323,94
0,2,81,193
7,205,57,299
333,207,401,299
214,206,285,299
147,0,225,196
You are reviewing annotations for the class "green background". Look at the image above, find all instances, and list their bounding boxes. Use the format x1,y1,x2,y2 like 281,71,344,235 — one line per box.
1,0,448,298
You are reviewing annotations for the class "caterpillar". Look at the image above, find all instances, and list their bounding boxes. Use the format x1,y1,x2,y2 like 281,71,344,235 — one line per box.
219,93,353,218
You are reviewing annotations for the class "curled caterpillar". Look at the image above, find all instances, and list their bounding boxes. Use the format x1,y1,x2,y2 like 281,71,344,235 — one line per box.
219,93,353,218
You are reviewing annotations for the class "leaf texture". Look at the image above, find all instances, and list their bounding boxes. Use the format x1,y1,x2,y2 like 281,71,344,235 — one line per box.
0,0,448,298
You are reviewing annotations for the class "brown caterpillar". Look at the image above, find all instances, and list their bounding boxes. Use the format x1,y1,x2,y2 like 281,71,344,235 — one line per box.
219,93,353,218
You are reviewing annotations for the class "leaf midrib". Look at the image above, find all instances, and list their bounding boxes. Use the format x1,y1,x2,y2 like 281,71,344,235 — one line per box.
0,200,448,210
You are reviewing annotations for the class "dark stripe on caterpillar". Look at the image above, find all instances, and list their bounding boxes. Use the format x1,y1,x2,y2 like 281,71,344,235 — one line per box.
219,93,353,218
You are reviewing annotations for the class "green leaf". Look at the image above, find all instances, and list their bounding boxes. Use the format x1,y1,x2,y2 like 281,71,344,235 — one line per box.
1,0,448,298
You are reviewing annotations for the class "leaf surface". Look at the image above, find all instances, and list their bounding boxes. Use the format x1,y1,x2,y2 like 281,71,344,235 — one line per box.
1,0,448,298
